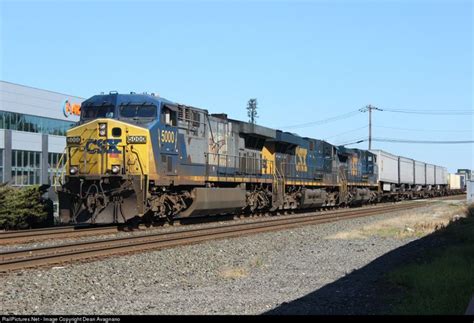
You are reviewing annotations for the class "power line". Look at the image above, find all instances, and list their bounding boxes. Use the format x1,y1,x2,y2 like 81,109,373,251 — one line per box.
337,137,474,146
381,108,474,115
280,110,360,129
373,138,474,144
278,105,473,131
335,137,368,146
323,125,368,140
337,139,367,146
374,125,472,133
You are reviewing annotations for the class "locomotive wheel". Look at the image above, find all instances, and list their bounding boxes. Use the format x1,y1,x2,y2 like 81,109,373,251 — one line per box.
121,216,141,231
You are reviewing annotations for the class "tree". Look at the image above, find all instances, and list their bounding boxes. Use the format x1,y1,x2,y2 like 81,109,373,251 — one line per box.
247,98,258,124
0,184,51,230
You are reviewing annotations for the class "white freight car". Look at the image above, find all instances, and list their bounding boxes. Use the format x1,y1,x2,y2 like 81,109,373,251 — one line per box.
426,164,435,185
435,166,447,185
414,160,426,185
370,150,399,189
448,173,462,189
399,157,414,185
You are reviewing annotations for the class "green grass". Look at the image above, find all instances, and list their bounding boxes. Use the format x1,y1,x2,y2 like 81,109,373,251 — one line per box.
370,227,402,238
386,205,474,315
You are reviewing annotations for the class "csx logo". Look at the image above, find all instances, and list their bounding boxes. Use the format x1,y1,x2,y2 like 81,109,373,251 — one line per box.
85,139,121,154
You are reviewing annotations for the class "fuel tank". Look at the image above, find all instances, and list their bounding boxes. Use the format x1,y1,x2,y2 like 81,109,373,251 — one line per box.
178,187,247,217
299,189,328,208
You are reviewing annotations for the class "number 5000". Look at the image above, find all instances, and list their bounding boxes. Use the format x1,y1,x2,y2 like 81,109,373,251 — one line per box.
161,130,175,143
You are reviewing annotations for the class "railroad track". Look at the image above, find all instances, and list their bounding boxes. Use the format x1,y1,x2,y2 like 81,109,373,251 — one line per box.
0,194,465,245
0,225,121,245
0,195,464,272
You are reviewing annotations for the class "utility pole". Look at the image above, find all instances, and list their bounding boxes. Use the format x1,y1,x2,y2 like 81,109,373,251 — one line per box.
247,98,258,124
359,104,382,150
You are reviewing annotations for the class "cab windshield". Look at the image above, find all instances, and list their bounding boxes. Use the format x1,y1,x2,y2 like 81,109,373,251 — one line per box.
81,104,115,120
119,104,157,121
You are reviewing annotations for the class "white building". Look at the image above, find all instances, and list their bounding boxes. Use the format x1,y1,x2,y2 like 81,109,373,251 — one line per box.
467,180,474,203
0,80,83,188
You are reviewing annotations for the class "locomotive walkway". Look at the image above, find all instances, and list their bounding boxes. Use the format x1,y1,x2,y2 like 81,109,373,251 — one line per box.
0,195,464,272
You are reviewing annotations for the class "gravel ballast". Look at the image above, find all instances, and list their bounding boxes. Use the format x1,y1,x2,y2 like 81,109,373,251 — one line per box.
0,199,467,315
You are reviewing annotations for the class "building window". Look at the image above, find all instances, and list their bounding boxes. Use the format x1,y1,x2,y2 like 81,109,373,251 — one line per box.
48,152,66,185
11,150,41,186
0,111,75,136
0,149,3,183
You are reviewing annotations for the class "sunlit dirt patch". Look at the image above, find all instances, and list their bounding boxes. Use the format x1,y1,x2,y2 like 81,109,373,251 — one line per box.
326,202,468,240
218,266,248,279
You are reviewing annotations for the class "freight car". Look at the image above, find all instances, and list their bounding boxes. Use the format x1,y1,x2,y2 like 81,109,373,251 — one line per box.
370,150,448,199
56,92,448,225
448,173,467,193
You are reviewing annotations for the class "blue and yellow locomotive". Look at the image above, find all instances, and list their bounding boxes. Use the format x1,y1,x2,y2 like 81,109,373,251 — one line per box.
58,92,379,224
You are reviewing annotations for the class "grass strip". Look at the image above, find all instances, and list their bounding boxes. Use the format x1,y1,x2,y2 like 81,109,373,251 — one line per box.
386,204,474,315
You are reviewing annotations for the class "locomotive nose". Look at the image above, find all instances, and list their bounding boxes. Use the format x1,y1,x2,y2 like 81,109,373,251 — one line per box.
65,119,150,177
66,119,125,176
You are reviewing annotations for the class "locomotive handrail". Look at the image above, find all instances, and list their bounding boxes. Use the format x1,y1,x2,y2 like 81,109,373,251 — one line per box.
130,146,145,190
271,160,374,185
53,147,68,192
204,152,271,179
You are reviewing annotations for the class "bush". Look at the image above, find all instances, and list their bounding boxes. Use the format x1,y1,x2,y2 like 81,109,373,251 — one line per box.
467,203,474,218
0,184,53,230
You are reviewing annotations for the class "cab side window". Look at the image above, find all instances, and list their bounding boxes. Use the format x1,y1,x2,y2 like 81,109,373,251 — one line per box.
161,106,177,126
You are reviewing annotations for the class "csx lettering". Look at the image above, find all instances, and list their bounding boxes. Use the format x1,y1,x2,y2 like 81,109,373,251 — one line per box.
351,155,358,176
86,139,122,154
161,130,175,143
296,147,308,172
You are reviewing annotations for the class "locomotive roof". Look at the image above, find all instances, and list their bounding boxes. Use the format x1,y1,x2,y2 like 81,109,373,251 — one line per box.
83,93,213,115
81,93,355,149
83,93,176,108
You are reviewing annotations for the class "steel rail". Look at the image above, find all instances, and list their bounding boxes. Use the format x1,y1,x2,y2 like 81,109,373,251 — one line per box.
0,225,121,245
0,197,457,272
0,194,464,245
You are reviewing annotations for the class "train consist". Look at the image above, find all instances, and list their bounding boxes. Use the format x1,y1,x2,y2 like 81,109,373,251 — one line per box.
57,92,457,224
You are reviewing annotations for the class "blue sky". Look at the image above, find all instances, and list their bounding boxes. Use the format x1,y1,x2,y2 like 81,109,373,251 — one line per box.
1,0,472,172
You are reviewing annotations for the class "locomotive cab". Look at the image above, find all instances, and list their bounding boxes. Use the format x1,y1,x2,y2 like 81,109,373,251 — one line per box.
66,95,156,178
58,93,168,224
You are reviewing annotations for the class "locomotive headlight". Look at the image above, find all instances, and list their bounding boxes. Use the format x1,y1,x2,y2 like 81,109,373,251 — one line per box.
99,123,107,136
126,135,147,144
69,166,78,175
111,165,120,174
66,136,81,145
